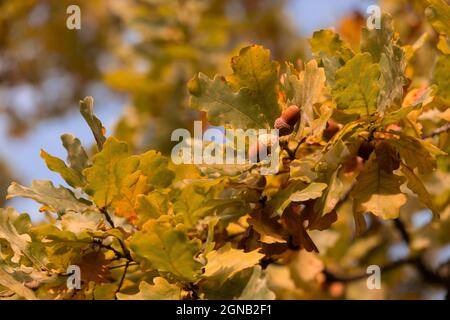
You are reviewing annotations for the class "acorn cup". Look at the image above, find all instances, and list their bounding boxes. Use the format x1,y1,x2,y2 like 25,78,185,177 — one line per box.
249,105,300,162
274,105,300,136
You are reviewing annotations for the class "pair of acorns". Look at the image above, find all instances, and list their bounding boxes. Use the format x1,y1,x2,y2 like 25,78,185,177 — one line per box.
248,105,300,161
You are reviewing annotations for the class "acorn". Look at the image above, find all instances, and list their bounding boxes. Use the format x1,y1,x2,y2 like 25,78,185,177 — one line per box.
357,140,375,161
274,105,300,136
323,120,342,140
343,156,364,173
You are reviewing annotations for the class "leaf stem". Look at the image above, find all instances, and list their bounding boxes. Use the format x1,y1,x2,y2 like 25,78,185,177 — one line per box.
100,207,115,228
108,262,138,270
114,261,130,299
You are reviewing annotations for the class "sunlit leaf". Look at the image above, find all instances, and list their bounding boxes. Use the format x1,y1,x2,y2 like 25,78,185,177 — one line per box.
80,96,106,151
332,53,380,116
128,219,202,282
117,278,181,300
7,181,92,215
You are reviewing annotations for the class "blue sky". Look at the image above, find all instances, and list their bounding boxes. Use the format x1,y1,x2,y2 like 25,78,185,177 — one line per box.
286,0,377,34
0,0,378,218
1,84,125,216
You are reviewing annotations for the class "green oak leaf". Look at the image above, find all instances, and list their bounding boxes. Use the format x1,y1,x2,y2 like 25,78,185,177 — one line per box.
0,208,32,264
400,163,439,218
433,54,450,103
309,29,354,87
321,168,345,215
309,29,354,62
352,157,407,219
0,267,37,300
31,224,93,271
80,96,106,151
437,35,450,54
378,41,407,113
361,15,395,61
117,278,181,300
93,283,118,300
426,0,450,36
381,85,435,126
361,15,407,113
386,134,438,175
332,53,380,116
83,137,140,208
60,211,105,235
226,45,280,124
173,179,248,227
135,191,169,224
289,158,318,183
40,134,89,188
268,181,327,216
289,182,328,202
237,266,275,300
61,134,90,175
289,59,326,134
189,73,268,128
189,45,279,129
7,181,92,215
138,150,175,188
203,243,264,286
128,219,202,282
426,0,450,54
40,149,85,188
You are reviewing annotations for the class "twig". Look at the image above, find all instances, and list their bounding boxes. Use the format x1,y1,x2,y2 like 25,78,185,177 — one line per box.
99,243,128,260
100,207,115,228
393,217,448,287
394,218,410,245
324,257,416,283
114,261,130,299
108,262,138,270
422,123,450,139
325,218,449,286
287,136,306,160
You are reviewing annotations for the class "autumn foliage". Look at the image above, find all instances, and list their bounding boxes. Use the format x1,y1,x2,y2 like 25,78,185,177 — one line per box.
0,0,449,300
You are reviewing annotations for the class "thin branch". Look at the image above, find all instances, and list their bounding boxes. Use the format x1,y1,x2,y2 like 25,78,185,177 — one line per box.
99,243,128,260
393,218,448,286
394,218,411,245
324,257,416,283
116,237,133,260
325,218,449,285
287,136,307,160
108,262,138,270
114,261,130,299
100,207,115,228
422,123,450,139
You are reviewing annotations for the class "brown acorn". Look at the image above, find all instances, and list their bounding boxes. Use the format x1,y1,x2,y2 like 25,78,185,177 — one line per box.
357,140,375,160
274,105,300,136
323,120,342,140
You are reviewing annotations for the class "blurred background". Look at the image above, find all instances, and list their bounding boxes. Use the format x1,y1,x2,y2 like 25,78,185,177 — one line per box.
1,0,450,300
0,0,378,215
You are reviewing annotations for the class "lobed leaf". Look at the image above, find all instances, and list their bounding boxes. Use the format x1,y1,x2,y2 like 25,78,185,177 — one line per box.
128,219,202,282
332,53,380,116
